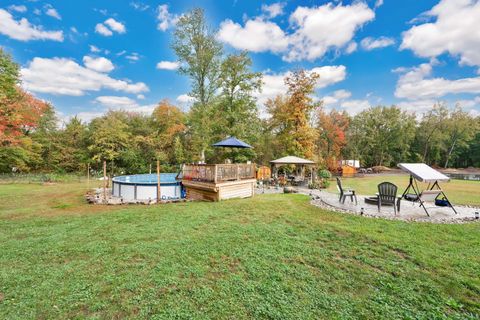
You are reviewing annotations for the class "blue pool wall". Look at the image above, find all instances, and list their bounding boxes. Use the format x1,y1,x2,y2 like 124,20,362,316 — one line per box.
112,173,185,201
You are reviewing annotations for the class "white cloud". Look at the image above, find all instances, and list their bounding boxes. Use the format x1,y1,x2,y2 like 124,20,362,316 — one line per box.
311,66,347,88
137,94,145,100
157,4,178,31
88,45,110,55
261,2,286,18
130,2,150,11
340,99,371,114
70,111,105,123
396,98,479,117
33,8,41,15
8,5,27,13
95,96,137,108
0,9,63,41
285,2,375,61
93,8,109,16
257,73,285,106
396,99,438,114
468,109,480,117
320,89,370,115
176,94,196,104
217,18,289,53
455,96,480,110
360,36,395,50
374,0,384,9
83,56,114,73
127,104,157,114
256,65,347,107
21,57,149,96
322,96,338,106
156,60,180,70
401,0,480,66
322,89,352,106
89,45,101,53
176,94,196,110
95,23,112,36
67,98,156,123
45,5,61,20
95,18,125,36
104,18,126,33
126,52,140,62
395,62,480,100
345,41,357,54
217,2,373,61
333,89,352,100
391,66,407,74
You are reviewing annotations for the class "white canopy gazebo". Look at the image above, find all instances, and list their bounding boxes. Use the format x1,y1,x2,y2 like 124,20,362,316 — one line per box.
270,156,316,183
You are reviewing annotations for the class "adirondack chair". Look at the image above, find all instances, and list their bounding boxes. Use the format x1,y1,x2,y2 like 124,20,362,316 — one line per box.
336,177,357,205
377,182,400,214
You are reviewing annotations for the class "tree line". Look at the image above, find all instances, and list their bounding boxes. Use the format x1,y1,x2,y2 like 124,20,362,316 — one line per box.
1,8,479,175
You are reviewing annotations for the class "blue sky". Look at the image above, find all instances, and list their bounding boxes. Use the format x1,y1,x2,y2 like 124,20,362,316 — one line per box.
1,0,479,122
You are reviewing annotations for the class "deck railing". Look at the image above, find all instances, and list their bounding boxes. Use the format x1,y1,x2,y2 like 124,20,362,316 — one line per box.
182,163,256,183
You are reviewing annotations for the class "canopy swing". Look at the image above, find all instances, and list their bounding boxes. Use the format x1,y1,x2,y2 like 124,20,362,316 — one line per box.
398,163,457,216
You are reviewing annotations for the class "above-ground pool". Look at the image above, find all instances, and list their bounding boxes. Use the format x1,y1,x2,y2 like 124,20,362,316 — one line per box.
112,173,184,201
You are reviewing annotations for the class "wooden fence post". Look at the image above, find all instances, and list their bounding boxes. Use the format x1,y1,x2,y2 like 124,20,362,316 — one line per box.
103,160,107,203
157,159,161,203
87,163,90,187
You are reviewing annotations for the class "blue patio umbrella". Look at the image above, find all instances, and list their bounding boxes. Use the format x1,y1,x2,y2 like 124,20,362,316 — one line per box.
212,136,252,149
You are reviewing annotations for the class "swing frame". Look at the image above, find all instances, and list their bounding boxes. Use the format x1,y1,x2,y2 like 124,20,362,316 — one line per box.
400,174,458,216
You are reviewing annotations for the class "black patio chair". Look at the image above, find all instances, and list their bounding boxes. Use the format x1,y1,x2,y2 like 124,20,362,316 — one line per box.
336,177,357,205
377,182,401,214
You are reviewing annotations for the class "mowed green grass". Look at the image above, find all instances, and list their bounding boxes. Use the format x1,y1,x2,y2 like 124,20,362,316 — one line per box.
0,182,479,319
327,174,480,207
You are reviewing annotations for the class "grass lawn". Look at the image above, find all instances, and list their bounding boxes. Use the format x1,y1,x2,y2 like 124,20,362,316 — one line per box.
327,174,480,207
1,182,479,319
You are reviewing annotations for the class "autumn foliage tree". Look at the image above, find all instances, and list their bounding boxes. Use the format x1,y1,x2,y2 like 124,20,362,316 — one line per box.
316,109,350,170
0,49,54,172
152,99,187,163
267,69,320,159
1,49,50,146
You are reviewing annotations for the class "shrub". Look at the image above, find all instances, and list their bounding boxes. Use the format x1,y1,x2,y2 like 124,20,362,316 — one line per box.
317,169,332,189
308,181,321,189
318,169,332,179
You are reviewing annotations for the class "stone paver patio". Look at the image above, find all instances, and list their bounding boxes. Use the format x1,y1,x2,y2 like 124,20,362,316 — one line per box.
255,187,480,224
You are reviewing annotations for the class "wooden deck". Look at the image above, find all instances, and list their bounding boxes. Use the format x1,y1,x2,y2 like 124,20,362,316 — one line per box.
181,163,256,201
